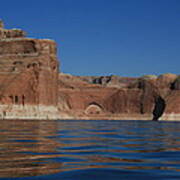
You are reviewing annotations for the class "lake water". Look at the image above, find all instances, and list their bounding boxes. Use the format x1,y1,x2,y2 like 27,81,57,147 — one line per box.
0,120,180,180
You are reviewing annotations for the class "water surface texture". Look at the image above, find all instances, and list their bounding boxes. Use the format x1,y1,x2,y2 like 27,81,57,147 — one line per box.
0,120,180,180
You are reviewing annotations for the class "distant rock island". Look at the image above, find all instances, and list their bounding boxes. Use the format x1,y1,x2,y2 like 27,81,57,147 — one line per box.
0,21,179,120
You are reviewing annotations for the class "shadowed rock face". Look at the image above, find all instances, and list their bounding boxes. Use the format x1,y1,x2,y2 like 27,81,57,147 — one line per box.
153,96,166,121
79,75,138,88
171,76,180,90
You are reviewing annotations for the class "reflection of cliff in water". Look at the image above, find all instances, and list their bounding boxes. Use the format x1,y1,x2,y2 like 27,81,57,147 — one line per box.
0,120,62,178
0,120,180,178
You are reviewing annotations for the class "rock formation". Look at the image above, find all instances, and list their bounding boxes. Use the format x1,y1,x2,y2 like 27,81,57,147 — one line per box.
0,21,179,121
0,21,59,119
58,73,180,121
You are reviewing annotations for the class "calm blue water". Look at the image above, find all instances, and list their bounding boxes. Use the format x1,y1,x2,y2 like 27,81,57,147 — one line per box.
0,120,180,180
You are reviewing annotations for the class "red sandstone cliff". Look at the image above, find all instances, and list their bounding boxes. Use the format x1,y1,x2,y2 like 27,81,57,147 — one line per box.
0,21,179,121
58,73,180,121
0,21,59,119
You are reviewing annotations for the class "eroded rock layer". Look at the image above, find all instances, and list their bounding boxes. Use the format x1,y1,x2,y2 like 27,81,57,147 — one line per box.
0,21,59,119
58,73,180,121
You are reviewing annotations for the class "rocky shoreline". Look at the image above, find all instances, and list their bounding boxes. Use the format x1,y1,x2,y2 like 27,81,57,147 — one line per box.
1,112,180,121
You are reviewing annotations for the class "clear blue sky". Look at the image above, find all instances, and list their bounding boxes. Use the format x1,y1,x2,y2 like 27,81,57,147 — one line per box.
0,0,180,76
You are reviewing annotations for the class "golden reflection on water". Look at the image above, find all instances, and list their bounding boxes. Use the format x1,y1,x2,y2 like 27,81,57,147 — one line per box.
0,120,63,177
0,120,179,177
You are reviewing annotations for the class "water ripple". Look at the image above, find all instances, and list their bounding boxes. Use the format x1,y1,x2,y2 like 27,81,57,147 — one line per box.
0,120,180,179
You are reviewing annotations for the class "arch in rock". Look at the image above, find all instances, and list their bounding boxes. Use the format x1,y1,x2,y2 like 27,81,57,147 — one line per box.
85,102,103,115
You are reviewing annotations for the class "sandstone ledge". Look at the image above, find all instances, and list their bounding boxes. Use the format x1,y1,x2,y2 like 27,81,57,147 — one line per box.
0,102,179,121
59,113,180,121
159,114,180,121
0,105,59,120
0,107,179,121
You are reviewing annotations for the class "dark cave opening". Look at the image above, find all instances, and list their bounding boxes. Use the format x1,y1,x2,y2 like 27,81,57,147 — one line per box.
152,96,166,121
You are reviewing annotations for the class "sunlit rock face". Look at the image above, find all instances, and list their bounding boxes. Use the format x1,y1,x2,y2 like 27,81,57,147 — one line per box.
0,21,59,119
58,74,180,121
